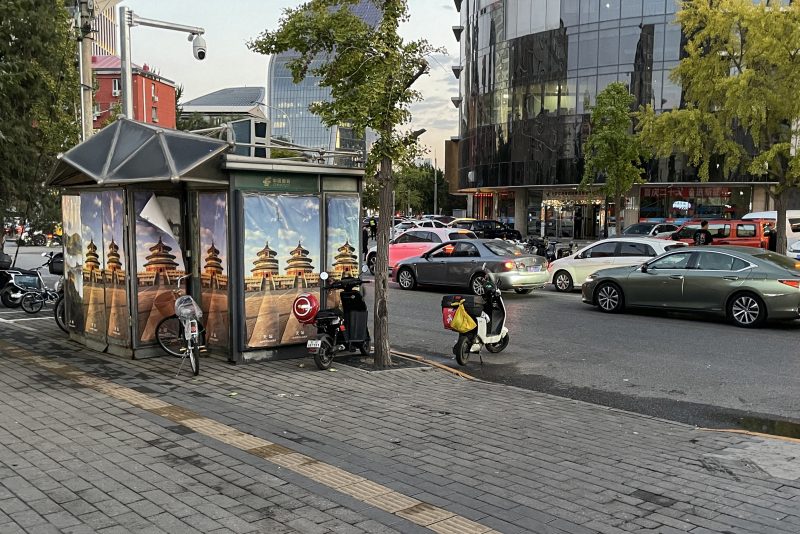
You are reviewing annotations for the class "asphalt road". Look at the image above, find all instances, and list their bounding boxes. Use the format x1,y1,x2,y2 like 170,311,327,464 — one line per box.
366,277,800,431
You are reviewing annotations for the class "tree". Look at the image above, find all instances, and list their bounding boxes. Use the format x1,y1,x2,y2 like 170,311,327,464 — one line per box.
580,82,645,236
249,0,439,367
636,0,800,253
0,0,80,254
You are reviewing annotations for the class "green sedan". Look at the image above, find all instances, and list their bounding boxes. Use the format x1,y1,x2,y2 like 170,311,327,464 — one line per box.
581,246,800,328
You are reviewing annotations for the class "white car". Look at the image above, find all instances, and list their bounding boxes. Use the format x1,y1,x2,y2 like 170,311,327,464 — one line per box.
547,237,687,292
366,227,477,274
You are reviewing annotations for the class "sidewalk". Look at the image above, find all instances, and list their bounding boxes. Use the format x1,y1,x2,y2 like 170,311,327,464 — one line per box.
1,323,799,533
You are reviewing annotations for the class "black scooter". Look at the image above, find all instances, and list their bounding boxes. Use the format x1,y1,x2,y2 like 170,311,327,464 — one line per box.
0,251,58,308
294,270,371,370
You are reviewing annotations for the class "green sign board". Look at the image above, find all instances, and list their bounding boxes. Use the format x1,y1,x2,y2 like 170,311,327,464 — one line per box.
234,172,319,192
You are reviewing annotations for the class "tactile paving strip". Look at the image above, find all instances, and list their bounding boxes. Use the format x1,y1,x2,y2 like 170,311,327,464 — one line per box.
1,340,497,533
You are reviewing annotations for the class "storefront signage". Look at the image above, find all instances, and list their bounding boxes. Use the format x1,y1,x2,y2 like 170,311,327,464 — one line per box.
234,173,318,193
641,186,732,198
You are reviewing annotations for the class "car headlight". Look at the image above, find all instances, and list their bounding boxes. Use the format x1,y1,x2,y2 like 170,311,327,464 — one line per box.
585,274,597,282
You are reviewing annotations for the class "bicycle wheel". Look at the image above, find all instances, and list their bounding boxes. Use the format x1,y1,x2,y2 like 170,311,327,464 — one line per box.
156,315,185,357
21,292,44,314
188,345,200,376
54,295,68,333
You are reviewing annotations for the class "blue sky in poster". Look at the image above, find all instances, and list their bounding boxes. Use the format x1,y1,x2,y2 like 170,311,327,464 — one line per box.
133,193,185,273
326,196,360,269
243,194,320,276
102,191,126,269
80,192,104,263
199,193,228,271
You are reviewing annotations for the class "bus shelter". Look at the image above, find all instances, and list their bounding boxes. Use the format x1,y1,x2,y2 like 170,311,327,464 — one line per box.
48,118,364,363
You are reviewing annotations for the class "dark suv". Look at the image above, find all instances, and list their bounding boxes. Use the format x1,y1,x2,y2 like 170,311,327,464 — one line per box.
453,219,522,241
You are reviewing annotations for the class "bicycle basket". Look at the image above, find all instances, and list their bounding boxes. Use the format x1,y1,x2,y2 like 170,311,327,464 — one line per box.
174,295,203,320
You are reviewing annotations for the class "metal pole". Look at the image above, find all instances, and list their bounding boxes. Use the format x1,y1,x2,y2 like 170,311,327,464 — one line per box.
433,158,438,215
77,37,86,141
81,32,94,136
119,5,133,118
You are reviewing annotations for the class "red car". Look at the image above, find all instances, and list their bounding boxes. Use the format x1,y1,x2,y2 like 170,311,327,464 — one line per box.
366,227,477,274
670,219,772,248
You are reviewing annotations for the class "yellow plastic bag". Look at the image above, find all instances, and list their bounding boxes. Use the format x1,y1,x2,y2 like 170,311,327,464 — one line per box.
450,302,477,333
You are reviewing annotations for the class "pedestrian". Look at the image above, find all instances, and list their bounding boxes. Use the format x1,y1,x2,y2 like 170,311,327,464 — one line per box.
693,220,713,246
362,225,369,260
369,217,376,239
766,223,777,252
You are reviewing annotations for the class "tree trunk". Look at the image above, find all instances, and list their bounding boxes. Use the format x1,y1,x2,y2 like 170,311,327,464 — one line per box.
615,195,624,235
775,185,788,255
372,156,393,369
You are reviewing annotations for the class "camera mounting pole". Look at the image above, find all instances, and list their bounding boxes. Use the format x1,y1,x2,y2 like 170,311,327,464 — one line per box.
119,6,205,119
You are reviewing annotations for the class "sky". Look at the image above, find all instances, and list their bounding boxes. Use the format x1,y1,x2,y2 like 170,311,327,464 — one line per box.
121,0,460,163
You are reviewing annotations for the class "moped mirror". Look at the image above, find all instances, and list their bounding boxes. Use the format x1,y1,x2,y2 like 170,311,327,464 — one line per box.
361,265,369,274
41,252,48,257
319,271,329,280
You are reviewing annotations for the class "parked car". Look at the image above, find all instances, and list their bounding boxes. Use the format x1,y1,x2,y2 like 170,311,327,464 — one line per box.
447,217,476,227
743,210,800,248
582,246,800,328
547,237,687,292
366,227,477,274
451,219,523,241
393,238,548,295
621,222,679,238
670,219,771,248
423,215,455,225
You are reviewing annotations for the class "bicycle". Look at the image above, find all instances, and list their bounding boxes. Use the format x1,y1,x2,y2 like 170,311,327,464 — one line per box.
20,275,60,314
154,274,204,376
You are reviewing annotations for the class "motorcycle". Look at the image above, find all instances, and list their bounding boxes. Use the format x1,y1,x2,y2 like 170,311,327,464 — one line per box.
292,268,371,370
444,267,510,366
0,251,58,308
524,236,575,262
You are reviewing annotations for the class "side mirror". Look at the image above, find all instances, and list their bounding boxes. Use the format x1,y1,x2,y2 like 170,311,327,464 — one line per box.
641,263,649,273
421,252,430,259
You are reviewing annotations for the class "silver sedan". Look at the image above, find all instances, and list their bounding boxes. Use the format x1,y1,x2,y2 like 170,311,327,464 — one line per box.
393,239,548,295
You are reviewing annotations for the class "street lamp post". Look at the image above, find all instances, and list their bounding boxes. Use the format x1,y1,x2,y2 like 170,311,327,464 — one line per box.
119,6,206,119
250,100,294,143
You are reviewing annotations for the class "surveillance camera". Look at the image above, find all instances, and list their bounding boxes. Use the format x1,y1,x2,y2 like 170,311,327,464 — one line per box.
192,34,207,60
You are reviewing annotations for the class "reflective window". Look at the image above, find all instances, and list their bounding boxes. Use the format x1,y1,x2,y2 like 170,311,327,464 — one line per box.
620,0,642,18
619,25,641,64
578,31,599,69
663,23,682,61
580,0,600,23
650,252,692,269
643,0,666,16
562,0,580,26
598,73,618,93
661,72,682,110
577,76,597,114
600,0,621,21
598,29,620,66
618,242,657,257
584,242,618,258
736,224,757,238
695,252,739,271
653,24,666,62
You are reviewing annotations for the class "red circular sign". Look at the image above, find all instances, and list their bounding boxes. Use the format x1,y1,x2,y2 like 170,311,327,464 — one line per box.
292,293,319,324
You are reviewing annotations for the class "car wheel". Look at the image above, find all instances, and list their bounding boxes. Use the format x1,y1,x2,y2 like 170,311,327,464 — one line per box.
728,292,766,328
554,270,573,292
514,288,533,294
367,253,376,274
470,273,487,296
595,282,624,313
396,268,416,290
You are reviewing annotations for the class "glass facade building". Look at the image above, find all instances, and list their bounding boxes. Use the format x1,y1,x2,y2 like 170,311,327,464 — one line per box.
267,1,381,161
454,0,773,237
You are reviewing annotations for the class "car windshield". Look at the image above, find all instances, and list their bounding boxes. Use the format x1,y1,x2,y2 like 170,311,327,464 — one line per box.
623,223,656,235
484,241,523,256
753,252,800,272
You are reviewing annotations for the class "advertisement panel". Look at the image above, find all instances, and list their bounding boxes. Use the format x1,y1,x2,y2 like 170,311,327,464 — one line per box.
62,195,84,334
242,194,320,348
80,192,107,340
198,192,229,348
133,192,185,344
103,191,129,344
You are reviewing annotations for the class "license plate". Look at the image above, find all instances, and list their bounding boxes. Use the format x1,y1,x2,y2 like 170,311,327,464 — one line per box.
528,265,542,272
185,320,198,341
307,339,322,352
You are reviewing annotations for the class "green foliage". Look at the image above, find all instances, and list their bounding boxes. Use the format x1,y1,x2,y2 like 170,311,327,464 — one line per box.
0,0,80,246
270,147,302,159
635,0,800,251
580,82,645,209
